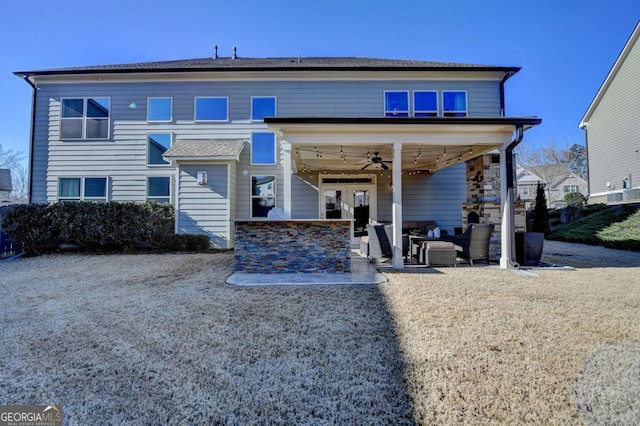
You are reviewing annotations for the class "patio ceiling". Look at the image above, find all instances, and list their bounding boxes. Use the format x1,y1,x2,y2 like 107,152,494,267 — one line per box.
266,117,542,174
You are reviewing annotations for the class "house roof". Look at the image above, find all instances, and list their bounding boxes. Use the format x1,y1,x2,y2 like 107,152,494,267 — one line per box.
163,139,246,161
579,21,640,127
0,169,12,192
14,56,521,77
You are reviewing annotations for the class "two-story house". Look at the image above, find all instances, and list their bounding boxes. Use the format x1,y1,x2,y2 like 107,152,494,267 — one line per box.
15,55,540,269
517,165,588,209
580,21,640,204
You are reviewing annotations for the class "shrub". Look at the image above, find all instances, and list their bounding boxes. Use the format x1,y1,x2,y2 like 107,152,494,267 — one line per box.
564,191,586,207
1,201,186,255
161,233,211,252
531,182,550,235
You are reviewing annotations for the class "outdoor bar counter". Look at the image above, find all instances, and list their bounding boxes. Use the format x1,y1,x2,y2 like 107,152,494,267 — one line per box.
233,220,352,273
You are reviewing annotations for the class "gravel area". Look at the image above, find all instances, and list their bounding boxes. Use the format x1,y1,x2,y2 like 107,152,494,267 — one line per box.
0,242,638,424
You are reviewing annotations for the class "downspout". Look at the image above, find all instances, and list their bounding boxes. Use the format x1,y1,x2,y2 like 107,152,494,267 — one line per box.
23,74,37,204
500,125,524,268
499,72,514,117
580,123,590,197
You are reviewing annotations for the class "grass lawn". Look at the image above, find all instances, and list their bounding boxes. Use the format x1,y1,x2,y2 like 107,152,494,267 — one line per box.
1,252,639,424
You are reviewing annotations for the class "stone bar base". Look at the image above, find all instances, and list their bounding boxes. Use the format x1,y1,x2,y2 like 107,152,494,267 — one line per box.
234,220,352,273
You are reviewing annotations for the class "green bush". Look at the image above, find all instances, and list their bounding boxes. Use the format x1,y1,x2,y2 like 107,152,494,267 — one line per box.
531,182,550,235
1,201,209,255
564,191,586,207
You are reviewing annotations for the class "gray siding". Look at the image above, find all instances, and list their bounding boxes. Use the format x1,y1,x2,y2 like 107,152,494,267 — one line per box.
381,164,467,234
587,34,640,194
32,78,500,204
177,163,229,248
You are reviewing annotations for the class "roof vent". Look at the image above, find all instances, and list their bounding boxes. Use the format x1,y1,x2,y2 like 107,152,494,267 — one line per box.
214,45,218,59
232,46,237,59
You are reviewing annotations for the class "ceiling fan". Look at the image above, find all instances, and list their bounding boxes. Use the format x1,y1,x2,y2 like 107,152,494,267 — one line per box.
356,152,392,170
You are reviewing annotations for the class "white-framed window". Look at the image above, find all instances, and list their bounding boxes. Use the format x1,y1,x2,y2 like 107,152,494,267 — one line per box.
251,132,276,165
147,97,172,122
60,97,110,139
194,97,228,121
413,91,438,117
564,184,579,193
251,96,277,121
147,176,171,203
251,175,276,217
384,91,409,117
58,177,108,202
522,186,530,196
442,91,467,117
147,133,172,166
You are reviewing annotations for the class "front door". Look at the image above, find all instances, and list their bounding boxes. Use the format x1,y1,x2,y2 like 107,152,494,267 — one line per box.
319,178,376,246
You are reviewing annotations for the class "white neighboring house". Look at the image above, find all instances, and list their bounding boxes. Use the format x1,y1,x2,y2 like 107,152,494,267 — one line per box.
0,169,12,206
580,21,640,204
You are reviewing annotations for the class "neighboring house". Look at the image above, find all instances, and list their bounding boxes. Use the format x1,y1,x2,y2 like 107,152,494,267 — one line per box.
0,169,12,206
516,165,588,209
15,54,540,267
580,21,640,204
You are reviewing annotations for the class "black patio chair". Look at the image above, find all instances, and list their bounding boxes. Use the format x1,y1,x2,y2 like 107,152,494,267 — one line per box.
442,224,495,265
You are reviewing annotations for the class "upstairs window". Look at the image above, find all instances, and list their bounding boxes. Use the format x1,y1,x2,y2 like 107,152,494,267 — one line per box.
384,91,409,117
414,91,438,117
564,184,579,193
147,176,171,203
251,175,276,217
147,133,172,166
442,91,467,117
195,97,228,121
147,97,172,122
61,97,110,139
251,132,276,165
251,97,276,121
58,177,107,202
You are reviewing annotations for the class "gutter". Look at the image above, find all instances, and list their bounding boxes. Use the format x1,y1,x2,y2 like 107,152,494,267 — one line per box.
499,71,516,116
23,74,37,204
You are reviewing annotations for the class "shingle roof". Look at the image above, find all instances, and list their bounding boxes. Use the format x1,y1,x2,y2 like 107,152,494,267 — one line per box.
0,169,12,192
15,57,520,76
163,139,246,160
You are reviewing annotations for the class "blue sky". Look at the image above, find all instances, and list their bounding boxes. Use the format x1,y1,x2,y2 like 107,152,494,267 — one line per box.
1,0,639,159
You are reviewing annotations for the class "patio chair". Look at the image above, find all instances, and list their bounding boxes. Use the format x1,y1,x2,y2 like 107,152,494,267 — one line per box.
442,224,495,265
363,224,409,262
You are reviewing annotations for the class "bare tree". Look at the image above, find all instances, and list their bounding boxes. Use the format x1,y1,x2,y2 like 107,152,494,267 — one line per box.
0,144,28,203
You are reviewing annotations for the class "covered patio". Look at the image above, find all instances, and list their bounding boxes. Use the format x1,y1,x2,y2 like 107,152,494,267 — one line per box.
266,116,542,270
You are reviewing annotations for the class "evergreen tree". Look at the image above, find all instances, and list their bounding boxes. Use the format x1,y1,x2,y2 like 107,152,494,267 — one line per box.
532,182,550,235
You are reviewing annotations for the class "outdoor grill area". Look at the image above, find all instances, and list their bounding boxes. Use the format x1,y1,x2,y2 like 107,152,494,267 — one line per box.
233,220,352,273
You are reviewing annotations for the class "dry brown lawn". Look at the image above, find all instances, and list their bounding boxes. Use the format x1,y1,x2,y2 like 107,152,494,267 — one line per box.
1,249,639,424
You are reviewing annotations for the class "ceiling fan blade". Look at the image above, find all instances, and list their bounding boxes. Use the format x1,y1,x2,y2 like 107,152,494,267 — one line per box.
360,164,370,170
381,163,390,170
355,159,370,165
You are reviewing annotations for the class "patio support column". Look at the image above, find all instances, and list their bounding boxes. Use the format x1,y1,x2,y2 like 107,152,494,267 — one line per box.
282,141,292,218
499,144,515,269
392,142,404,269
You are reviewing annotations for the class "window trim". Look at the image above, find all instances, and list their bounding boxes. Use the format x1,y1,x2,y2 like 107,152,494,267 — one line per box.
442,90,468,117
563,184,579,193
250,132,277,166
250,175,276,218
146,176,172,204
413,90,439,117
60,97,111,140
147,97,173,122
522,186,530,196
57,177,108,202
250,96,277,122
194,96,229,122
383,90,410,117
146,132,173,167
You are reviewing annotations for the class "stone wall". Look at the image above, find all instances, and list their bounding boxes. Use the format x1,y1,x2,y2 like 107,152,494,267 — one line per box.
234,220,352,273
